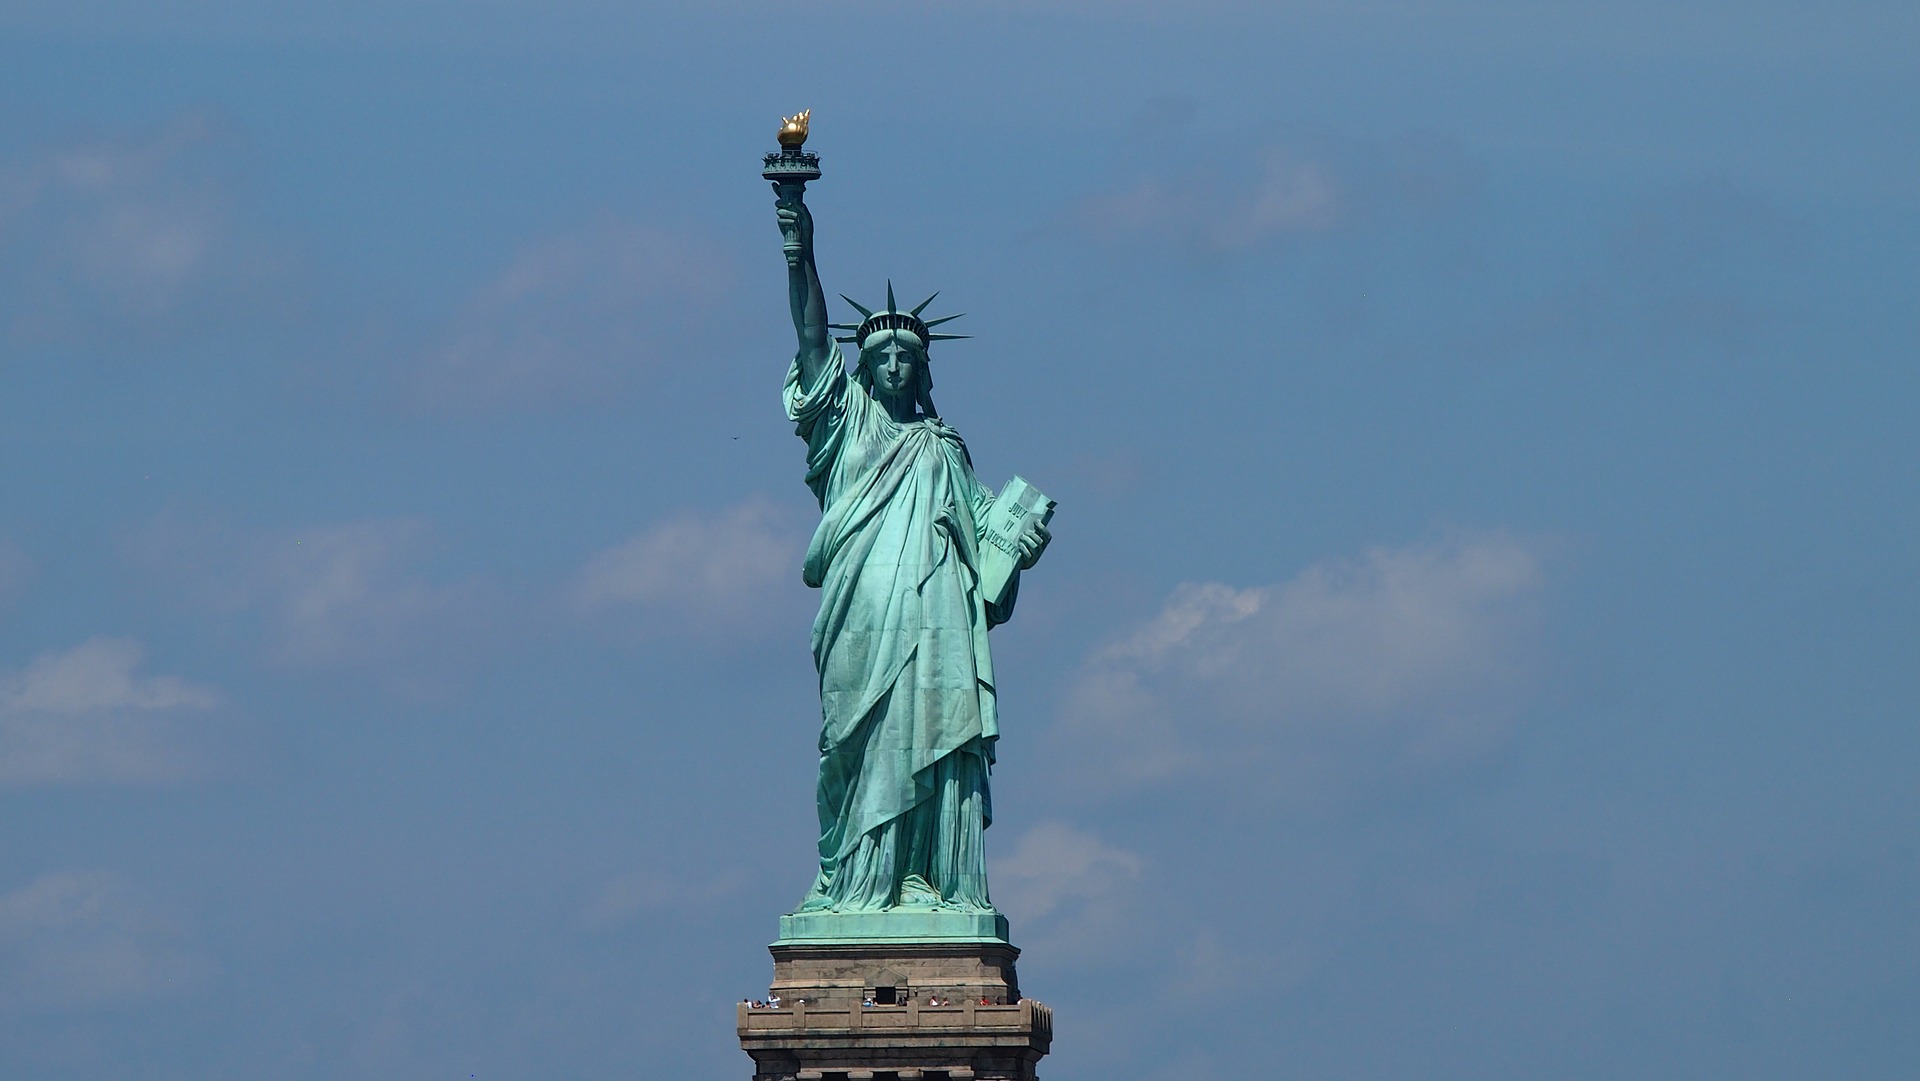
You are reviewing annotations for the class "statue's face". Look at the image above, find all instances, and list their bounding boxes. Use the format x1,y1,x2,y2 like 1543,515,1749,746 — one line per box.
863,332,925,398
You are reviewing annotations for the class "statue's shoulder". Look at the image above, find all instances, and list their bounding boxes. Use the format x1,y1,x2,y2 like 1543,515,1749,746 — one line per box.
925,417,973,456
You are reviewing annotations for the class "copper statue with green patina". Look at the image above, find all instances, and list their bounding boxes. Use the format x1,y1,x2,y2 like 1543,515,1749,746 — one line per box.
767,114,1052,944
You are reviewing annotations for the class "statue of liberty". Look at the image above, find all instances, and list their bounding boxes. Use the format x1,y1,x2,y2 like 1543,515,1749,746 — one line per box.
768,114,1051,928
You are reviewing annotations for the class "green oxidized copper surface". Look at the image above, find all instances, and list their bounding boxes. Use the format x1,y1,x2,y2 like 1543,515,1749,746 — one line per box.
776,910,1013,945
767,116,1051,946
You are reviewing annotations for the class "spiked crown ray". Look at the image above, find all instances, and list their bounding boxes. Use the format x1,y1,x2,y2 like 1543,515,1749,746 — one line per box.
829,280,970,348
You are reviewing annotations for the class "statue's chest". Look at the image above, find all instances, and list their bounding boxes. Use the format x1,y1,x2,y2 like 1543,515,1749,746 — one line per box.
832,420,958,511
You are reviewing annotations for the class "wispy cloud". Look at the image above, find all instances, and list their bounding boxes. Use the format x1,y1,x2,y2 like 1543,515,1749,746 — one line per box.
572,496,807,635
134,512,492,672
0,639,222,786
0,111,284,345
994,821,1143,922
992,821,1145,960
242,518,464,665
0,871,208,1006
1060,122,1479,258
581,869,748,931
408,217,731,411
1075,148,1344,252
1056,533,1545,800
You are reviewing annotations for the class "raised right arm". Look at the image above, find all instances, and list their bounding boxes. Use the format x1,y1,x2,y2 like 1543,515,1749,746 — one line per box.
775,185,833,386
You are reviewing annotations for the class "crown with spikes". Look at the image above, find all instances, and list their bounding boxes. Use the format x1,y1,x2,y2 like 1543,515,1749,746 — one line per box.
829,281,969,348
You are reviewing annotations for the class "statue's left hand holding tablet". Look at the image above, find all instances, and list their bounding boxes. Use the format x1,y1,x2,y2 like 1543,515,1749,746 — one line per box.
1016,520,1052,571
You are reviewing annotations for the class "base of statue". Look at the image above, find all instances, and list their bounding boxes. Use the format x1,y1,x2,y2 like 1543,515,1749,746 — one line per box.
776,909,1011,946
738,938,1051,1081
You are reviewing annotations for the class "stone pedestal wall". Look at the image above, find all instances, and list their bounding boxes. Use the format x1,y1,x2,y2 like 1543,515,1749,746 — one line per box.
739,943,1050,1081
769,942,1022,1010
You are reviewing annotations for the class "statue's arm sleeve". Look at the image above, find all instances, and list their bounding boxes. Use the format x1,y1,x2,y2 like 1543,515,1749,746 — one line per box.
783,343,855,488
964,468,998,540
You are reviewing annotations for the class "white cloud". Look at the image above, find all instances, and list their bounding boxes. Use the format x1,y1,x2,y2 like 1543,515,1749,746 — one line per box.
0,111,279,344
991,821,1145,961
993,821,1144,922
581,869,747,930
0,639,221,786
1057,533,1545,797
573,496,805,633
1062,127,1481,259
136,513,486,670
410,217,731,410
243,519,458,665
0,871,207,1006
1077,149,1343,252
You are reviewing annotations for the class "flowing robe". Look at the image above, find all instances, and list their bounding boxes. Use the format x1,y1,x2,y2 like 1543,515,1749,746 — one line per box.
785,346,1015,912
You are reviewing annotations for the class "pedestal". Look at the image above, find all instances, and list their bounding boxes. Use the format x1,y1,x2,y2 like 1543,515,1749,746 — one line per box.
738,941,1052,1081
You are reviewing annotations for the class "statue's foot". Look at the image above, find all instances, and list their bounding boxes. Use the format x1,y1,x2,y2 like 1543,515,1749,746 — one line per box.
896,874,943,908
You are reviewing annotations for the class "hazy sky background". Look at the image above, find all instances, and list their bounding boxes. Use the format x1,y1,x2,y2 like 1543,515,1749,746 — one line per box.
2,3,1915,1079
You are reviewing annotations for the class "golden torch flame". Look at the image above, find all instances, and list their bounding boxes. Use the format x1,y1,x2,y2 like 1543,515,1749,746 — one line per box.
777,109,811,148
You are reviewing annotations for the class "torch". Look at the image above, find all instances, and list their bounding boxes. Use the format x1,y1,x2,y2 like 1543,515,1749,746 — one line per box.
763,110,821,263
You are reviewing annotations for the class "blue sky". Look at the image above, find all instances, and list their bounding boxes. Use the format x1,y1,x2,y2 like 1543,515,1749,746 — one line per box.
1,3,1915,1079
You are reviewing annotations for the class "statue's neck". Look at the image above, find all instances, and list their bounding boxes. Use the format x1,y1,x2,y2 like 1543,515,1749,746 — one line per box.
873,385,920,424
